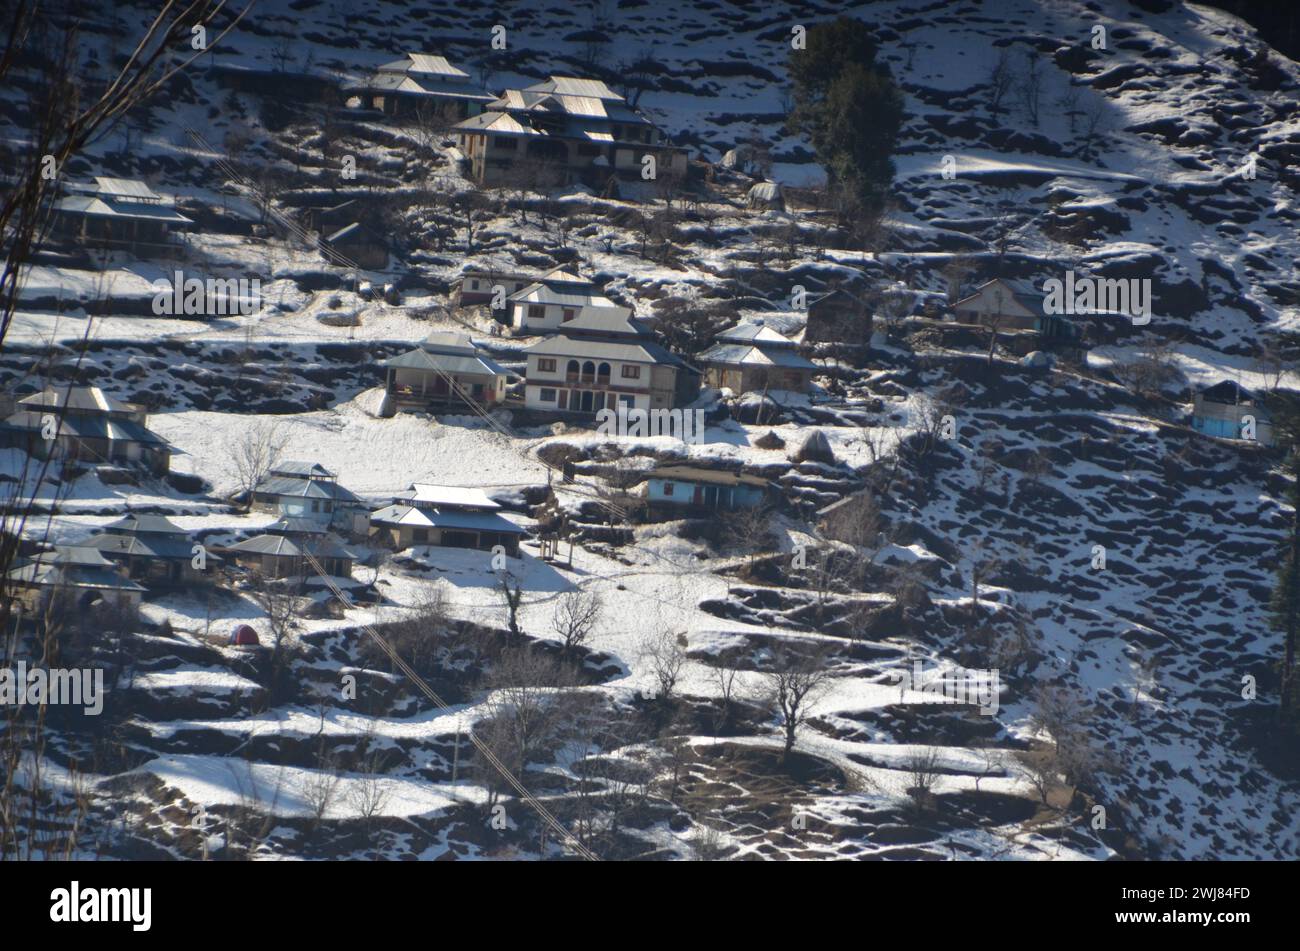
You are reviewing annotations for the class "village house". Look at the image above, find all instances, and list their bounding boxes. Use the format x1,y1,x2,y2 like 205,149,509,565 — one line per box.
453,75,688,187
0,385,171,474
803,287,866,343
453,266,538,306
951,277,1093,345
379,332,511,415
369,483,524,554
224,518,356,579
5,546,146,614
697,320,817,394
251,461,367,532
637,465,772,518
84,514,215,588
952,278,1044,331
51,177,192,254
522,309,699,416
508,268,625,334
320,221,388,270
349,53,494,120
1192,381,1276,446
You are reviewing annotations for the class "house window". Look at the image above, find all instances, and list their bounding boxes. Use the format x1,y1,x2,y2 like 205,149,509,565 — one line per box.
562,308,576,322
413,528,429,543
578,143,601,157
557,390,568,409
470,280,480,290
622,365,641,379
663,481,674,496
539,388,557,402
597,362,611,384
537,358,556,372
581,360,596,383
528,305,545,320
492,137,518,151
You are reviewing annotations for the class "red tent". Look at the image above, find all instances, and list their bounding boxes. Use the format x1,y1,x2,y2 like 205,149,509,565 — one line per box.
229,624,260,647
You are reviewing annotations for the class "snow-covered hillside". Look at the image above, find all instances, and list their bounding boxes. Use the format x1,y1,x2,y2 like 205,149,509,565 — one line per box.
3,0,1299,861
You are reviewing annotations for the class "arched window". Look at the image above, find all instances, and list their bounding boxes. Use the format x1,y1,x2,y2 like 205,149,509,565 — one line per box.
597,362,611,384
566,360,580,381
581,360,596,383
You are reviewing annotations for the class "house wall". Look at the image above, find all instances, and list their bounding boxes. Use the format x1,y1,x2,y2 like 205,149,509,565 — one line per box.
703,363,809,393
372,522,519,555
953,284,1039,331
1192,399,1276,446
524,352,653,413
457,274,531,306
389,367,505,406
646,478,763,509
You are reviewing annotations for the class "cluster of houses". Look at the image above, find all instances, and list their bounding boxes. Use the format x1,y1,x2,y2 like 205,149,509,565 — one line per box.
8,49,1285,625
387,263,819,421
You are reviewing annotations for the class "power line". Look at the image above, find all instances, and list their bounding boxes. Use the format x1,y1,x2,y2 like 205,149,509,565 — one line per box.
299,549,600,861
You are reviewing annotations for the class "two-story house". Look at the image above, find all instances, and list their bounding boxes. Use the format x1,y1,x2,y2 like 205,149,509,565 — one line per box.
349,53,494,120
522,310,699,415
453,75,688,187
1,385,172,474
508,268,624,333
251,460,367,532
380,332,511,414
697,320,818,394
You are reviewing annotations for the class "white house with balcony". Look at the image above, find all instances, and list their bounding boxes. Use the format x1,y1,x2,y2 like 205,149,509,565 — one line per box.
522,310,698,415
505,266,618,333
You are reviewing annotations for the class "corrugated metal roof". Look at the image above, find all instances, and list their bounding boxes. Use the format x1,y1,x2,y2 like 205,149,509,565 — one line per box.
270,461,335,478
383,346,507,377
532,76,623,100
102,514,186,535
227,533,353,559
558,95,607,118
525,334,692,370
403,484,499,509
716,321,793,345
18,385,137,415
509,285,614,308
93,177,161,200
698,342,817,370
55,194,192,224
406,53,470,78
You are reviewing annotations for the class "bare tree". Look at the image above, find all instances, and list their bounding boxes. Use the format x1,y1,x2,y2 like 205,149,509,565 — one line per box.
496,571,525,637
723,504,773,573
1018,51,1043,126
643,628,688,701
228,421,289,511
551,588,602,654
302,761,342,828
476,647,579,804
986,47,1015,116
763,647,834,763
905,747,943,811
1028,682,1095,756
249,573,301,682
